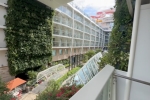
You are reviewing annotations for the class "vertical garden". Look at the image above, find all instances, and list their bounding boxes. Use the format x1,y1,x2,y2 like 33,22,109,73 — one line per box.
100,0,133,71
5,0,54,75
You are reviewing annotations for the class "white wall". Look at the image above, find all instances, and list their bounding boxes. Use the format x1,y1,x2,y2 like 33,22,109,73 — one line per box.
0,1,7,68
0,6,6,25
0,50,8,67
115,70,127,100
0,29,6,47
129,4,150,100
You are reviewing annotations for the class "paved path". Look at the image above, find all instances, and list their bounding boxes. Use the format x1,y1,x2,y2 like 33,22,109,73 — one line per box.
31,68,68,94
20,92,37,100
20,69,69,100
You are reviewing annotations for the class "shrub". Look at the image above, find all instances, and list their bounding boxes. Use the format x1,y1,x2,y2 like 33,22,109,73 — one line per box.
27,71,37,80
85,50,95,59
0,78,13,99
83,55,88,63
36,82,82,100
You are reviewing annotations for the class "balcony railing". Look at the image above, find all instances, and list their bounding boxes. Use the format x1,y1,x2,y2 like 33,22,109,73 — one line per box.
84,43,89,46
74,16,83,23
53,16,73,28
70,65,115,100
74,34,83,39
53,29,72,37
53,41,72,47
58,6,72,17
0,47,7,51
74,43,82,47
74,24,83,31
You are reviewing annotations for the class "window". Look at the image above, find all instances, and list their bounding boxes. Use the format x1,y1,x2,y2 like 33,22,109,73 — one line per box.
74,49,76,53
59,49,63,55
78,49,80,53
65,49,68,54
52,50,56,56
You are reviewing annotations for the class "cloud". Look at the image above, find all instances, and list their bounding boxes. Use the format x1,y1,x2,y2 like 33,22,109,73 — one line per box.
73,0,115,15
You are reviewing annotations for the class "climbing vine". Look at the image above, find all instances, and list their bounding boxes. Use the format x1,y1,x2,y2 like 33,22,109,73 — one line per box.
5,0,54,75
100,0,133,71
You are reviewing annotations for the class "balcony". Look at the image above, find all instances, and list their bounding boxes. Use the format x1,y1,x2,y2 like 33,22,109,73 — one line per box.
57,6,72,18
53,29,72,38
53,41,71,48
74,32,83,39
0,2,8,8
74,23,83,32
73,43,82,47
53,16,72,28
0,47,7,51
37,0,72,9
84,43,89,47
0,25,6,29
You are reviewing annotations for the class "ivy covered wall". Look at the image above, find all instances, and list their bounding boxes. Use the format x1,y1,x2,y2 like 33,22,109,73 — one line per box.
5,0,54,75
100,0,133,71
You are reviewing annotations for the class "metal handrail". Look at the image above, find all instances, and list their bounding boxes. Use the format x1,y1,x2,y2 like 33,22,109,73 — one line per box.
114,74,150,86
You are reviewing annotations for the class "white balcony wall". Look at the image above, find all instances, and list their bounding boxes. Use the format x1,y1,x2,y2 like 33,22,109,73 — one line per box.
128,4,150,100
0,51,8,67
0,6,6,26
0,29,6,47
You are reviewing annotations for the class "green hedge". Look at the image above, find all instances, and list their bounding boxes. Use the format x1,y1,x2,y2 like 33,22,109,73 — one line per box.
56,67,80,85
5,0,54,75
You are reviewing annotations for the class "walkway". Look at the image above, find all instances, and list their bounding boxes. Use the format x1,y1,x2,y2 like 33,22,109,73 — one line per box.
20,68,69,100
20,92,37,100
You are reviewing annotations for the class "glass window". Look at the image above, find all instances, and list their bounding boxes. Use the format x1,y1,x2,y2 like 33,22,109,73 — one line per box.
74,49,76,53
65,49,68,54
52,50,56,56
59,49,63,55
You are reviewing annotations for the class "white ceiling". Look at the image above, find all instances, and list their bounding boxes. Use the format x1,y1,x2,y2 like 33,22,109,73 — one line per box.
38,0,73,9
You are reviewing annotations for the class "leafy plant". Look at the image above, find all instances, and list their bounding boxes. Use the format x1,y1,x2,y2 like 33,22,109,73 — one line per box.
85,50,95,59
27,71,37,80
0,77,13,99
56,67,80,86
5,0,54,75
36,80,82,100
99,0,133,71
83,55,88,63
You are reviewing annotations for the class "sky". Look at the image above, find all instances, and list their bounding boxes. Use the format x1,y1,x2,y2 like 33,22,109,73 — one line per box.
73,0,115,16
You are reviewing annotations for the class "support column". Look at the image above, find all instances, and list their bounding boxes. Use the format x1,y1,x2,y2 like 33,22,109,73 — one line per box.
124,0,141,100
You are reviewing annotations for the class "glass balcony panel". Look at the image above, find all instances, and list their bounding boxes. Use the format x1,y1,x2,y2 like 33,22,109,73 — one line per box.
53,16,60,23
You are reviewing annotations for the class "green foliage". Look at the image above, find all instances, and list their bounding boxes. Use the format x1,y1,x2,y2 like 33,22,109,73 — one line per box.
56,67,80,85
27,71,37,80
0,94,13,100
83,50,96,63
5,0,54,75
37,80,82,100
0,78,8,94
0,78,13,99
37,80,60,100
99,0,133,71
95,49,102,54
83,55,88,63
65,64,70,68
85,50,95,59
